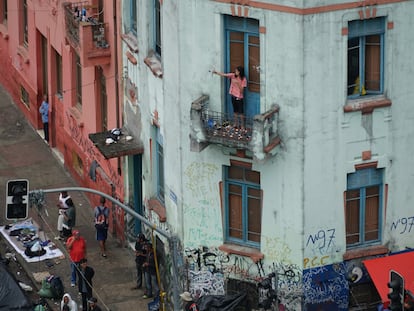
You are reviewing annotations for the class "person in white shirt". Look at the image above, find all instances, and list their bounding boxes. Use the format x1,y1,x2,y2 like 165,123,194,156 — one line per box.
56,191,71,240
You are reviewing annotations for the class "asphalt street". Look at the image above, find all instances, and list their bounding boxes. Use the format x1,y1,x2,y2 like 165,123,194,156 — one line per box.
0,84,151,311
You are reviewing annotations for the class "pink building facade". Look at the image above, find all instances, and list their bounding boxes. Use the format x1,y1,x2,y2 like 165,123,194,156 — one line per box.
0,0,131,243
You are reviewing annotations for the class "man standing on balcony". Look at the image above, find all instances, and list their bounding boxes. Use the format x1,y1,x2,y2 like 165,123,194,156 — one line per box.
39,94,49,143
213,66,247,129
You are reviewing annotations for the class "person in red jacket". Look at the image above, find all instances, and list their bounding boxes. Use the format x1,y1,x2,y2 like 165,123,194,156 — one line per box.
66,230,87,287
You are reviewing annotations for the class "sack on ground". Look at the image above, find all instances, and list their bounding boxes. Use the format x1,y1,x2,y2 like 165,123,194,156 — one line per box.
38,275,64,299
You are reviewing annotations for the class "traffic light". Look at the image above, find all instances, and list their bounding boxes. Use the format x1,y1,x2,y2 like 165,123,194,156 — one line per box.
6,179,29,220
388,270,404,311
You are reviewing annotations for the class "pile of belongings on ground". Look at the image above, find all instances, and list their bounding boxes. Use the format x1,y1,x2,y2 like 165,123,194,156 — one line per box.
6,221,49,258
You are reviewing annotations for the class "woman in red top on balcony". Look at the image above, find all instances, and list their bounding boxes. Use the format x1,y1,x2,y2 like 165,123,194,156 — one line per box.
213,66,247,128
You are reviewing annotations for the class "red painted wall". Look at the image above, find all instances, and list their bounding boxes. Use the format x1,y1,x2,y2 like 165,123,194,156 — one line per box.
0,0,126,242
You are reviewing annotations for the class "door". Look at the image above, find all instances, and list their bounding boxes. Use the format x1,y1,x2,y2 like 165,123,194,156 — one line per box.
225,16,260,118
132,154,143,234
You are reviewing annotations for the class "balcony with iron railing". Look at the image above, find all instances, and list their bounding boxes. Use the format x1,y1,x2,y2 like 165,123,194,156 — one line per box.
190,95,281,161
63,1,111,67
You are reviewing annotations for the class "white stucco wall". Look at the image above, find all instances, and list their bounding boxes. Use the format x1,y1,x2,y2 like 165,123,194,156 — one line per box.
121,0,414,285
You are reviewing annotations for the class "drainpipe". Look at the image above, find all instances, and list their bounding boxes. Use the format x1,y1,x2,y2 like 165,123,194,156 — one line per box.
113,0,122,176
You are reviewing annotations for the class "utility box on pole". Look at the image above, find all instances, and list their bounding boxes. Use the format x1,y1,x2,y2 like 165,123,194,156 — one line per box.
6,179,29,220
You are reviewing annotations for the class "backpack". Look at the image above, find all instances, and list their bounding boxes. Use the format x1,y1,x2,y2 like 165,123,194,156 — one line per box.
49,275,64,299
95,206,108,230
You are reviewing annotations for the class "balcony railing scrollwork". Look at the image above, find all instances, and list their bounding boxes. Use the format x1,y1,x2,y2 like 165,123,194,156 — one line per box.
190,95,281,161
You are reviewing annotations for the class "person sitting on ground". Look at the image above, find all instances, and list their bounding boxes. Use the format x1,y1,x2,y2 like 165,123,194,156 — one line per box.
88,297,102,311
60,293,78,311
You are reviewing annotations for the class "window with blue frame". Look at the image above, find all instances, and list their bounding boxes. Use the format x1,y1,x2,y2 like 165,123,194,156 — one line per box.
124,0,137,35
154,0,161,56
347,17,385,97
224,165,261,247
155,127,164,203
346,167,384,248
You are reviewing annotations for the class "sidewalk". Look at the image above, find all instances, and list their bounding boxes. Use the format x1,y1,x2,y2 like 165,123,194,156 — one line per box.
0,84,149,311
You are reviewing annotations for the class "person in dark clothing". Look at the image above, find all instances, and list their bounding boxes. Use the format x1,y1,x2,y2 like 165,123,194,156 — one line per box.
142,242,159,299
78,258,95,311
131,233,147,290
87,297,102,311
62,198,76,239
405,300,414,311
94,196,109,258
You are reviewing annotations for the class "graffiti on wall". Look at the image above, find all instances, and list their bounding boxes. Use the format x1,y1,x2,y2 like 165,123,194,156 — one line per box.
304,228,338,269
183,202,223,245
183,163,223,245
66,111,123,192
185,247,230,273
261,236,293,262
303,263,349,311
184,162,219,207
183,246,303,310
304,256,330,269
67,112,99,160
306,228,337,255
390,216,414,234
188,270,225,297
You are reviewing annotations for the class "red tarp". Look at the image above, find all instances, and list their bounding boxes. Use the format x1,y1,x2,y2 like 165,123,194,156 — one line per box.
363,251,414,302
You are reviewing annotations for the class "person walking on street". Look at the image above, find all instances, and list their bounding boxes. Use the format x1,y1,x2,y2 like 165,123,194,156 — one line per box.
60,293,78,311
56,191,71,240
180,291,200,311
62,197,76,239
78,258,95,311
142,242,159,299
131,233,147,290
66,230,86,287
38,94,49,143
94,196,109,258
87,297,102,311
212,66,247,128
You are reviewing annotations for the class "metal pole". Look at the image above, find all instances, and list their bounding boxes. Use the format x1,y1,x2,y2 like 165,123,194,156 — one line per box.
30,186,181,311
29,187,171,239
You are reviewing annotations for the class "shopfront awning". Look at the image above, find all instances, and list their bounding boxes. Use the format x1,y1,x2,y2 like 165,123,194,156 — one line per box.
363,251,414,302
89,128,144,159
